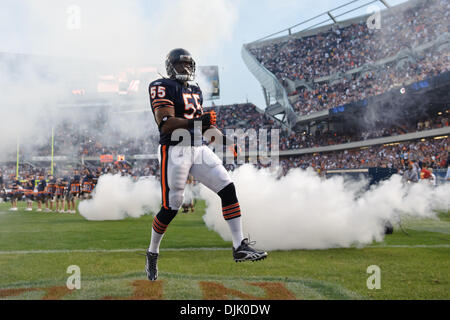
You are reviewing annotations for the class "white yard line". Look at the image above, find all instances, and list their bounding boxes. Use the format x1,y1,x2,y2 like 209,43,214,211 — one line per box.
0,247,230,254
365,244,450,248
0,244,449,255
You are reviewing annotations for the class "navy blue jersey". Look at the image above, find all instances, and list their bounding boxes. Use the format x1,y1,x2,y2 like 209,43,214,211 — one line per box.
37,179,47,192
69,175,81,193
148,78,204,146
24,179,34,191
62,176,70,185
11,180,21,189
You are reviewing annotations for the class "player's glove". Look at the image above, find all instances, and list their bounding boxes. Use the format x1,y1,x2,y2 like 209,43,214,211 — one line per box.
201,111,217,126
188,111,216,129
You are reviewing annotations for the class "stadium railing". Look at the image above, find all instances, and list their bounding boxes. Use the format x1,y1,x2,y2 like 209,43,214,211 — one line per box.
278,126,450,157
241,45,298,128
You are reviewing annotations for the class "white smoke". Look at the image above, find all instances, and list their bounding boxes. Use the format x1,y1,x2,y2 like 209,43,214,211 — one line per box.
200,165,450,250
79,165,450,250
0,0,239,158
78,174,161,220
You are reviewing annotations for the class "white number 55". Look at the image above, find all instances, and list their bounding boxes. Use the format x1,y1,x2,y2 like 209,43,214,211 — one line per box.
150,86,166,99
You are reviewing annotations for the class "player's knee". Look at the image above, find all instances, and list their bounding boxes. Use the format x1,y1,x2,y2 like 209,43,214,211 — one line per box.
205,164,233,193
169,190,184,211
155,206,178,227
217,182,238,207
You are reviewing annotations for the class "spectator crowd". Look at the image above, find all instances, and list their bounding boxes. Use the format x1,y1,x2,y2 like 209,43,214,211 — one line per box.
249,0,450,116
250,0,448,80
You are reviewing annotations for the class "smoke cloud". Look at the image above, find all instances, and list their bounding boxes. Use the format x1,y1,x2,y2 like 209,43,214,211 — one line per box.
78,174,161,220
0,0,239,159
79,165,450,250
201,165,450,250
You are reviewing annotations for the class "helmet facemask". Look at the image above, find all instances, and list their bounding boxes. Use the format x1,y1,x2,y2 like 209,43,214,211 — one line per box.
172,59,196,82
166,50,196,82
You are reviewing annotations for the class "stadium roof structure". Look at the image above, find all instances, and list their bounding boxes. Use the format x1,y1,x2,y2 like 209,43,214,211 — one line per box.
250,0,391,44
241,0,430,131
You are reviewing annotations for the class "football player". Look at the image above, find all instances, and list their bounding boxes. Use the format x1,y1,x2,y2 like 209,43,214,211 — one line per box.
47,175,57,212
36,174,48,212
0,170,4,197
68,170,81,214
8,177,21,211
81,170,94,200
55,178,66,213
61,173,71,212
145,48,267,281
0,170,5,204
23,174,35,211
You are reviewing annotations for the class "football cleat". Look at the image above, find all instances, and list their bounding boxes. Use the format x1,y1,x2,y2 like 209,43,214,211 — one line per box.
145,251,159,281
233,238,267,262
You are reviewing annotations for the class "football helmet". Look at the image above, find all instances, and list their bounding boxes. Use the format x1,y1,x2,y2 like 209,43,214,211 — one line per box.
165,48,196,82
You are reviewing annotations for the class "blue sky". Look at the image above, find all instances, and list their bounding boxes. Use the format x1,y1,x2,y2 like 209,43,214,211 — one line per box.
0,0,409,109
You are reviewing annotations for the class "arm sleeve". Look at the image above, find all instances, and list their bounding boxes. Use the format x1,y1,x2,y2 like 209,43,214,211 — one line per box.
149,84,176,111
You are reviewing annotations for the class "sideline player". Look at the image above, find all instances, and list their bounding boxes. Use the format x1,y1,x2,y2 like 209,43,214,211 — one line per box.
145,48,267,281
55,178,66,213
47,175,57,212
36,174,48,212
0,170,5,204
68,170,81,214
81,169,94,200
8,177,21,211
23,174,35,211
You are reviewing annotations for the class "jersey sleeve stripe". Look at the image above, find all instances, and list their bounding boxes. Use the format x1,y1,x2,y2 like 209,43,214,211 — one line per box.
152,101,174,107
152,98,174,105
152,104,174,111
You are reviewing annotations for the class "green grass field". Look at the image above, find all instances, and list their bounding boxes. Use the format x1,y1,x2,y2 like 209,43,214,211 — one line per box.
0,200,449,300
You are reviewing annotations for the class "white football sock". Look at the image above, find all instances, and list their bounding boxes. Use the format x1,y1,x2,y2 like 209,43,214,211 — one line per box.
227,216,244,249
148,229,164,254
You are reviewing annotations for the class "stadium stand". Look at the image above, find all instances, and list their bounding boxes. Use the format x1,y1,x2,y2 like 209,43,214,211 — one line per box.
246,0,449,116
249,0,448,77
2,103,448,177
